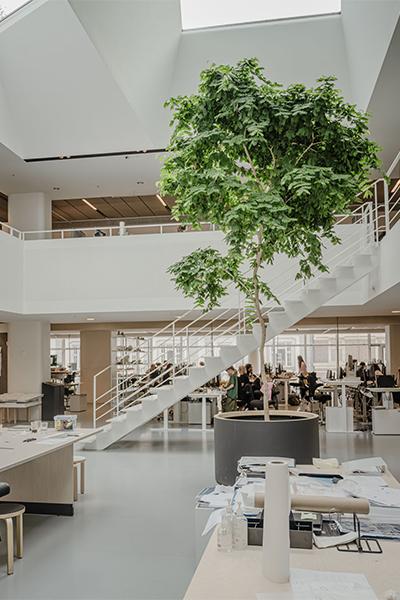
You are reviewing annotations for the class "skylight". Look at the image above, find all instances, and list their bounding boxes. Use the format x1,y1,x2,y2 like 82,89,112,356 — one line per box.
180,0,341,31
0,0,31,21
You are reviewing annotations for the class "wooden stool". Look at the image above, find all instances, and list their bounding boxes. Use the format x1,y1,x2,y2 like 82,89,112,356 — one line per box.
73,456,86,501
0,503,25,575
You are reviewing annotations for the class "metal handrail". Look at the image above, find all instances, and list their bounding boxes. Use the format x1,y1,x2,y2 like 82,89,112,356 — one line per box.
92,153,400,427
93,201,382,425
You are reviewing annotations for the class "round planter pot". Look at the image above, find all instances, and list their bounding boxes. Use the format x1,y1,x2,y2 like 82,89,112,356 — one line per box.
214,410,320,485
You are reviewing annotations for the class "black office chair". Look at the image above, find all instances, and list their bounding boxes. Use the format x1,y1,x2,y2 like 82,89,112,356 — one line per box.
0,482,10,498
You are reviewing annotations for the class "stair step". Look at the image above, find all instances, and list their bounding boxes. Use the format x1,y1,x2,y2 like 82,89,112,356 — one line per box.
352,253,373,267
235,334,258,354
125,403,144,413
334,265,355,279
219,345,242,363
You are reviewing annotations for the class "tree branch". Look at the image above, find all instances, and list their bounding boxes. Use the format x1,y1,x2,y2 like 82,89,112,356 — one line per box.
295,135,322,165
243,144,267,192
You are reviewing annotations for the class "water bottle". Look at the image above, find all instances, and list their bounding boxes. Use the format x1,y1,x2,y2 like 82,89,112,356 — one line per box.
233,502,248,550
217,511,233,552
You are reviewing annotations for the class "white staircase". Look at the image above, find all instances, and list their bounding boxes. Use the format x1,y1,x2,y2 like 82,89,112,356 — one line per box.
83,191,397,451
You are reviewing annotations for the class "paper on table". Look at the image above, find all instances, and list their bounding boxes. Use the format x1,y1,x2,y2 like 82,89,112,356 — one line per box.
313,531,358,549
201,508,224,536
256,568,378,599
342,457,386,475
312,457,339,468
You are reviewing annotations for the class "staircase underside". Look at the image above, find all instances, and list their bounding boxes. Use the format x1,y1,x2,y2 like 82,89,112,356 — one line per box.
83,246,378,450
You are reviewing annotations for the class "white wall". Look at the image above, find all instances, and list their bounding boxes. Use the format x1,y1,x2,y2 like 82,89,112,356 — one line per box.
0,230,23,313
21,224,364,317
341,0,400,109
173,14,352,101
8,320,50,393
0,222,398,319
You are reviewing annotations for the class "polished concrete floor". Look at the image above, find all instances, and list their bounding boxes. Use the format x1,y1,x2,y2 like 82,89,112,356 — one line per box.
0,426,399,599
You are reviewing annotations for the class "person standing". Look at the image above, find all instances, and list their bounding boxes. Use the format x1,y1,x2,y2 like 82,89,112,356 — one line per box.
222,366,238,412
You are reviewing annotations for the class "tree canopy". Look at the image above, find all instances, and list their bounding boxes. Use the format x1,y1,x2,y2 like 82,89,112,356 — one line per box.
160,58,380,320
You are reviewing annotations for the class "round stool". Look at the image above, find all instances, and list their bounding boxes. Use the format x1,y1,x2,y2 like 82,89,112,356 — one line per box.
0,503,25,575
73,456,86,501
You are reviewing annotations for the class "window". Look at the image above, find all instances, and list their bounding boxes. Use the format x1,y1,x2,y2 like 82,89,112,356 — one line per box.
0,0,31,21
50,334,80,372
180,0,341,31
265,330,386,378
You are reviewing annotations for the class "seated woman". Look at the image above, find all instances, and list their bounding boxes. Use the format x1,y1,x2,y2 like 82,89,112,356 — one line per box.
237,365,251,408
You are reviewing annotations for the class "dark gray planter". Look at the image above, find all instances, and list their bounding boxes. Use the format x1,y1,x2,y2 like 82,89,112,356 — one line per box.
214,410,320,485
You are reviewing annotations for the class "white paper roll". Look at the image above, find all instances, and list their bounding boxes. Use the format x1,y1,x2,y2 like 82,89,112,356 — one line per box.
262,460,290,583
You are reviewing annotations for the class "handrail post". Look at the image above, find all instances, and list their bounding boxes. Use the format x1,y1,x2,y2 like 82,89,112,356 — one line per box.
384,180,390,235
186,326,190,364
374,182,379,244
116,376,120,417
172,323,175,381
93,374,97,429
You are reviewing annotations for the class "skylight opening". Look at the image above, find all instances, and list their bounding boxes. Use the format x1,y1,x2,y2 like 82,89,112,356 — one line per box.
0,0,32,21
180,0,341,31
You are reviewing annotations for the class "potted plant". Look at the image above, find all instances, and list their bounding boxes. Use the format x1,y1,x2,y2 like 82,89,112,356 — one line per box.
159,58,380,421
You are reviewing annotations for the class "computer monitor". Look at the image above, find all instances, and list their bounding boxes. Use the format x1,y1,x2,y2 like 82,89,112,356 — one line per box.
377,375,395,388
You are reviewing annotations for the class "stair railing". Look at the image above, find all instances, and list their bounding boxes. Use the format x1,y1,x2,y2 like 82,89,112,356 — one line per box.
92,172,400,428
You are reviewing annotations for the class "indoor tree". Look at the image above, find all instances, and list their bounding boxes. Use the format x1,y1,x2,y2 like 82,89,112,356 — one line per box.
159,58,380,419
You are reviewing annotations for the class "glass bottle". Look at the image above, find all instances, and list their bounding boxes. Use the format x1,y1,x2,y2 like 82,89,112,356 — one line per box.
217,513,233,552
233,502,248,550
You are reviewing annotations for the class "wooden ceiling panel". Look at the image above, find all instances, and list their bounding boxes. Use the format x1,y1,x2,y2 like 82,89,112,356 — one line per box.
52,194,175,222
142,195,170,215
67,199,99,219
107,197,139,218
0,194,8,222
91,198,123,218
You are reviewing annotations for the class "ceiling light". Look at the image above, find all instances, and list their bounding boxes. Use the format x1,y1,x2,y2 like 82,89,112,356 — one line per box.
391,180,400,194
86,317,95,321
156,194,167,208
392,310,400,314
82,199,98,211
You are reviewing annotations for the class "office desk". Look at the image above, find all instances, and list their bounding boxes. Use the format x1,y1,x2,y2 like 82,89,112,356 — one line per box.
0,393,42,424
189,391,224,430
0,428,100,515
185,466,400,600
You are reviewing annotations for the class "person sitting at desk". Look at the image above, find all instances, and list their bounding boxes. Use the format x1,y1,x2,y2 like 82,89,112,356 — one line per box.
237,365,251,408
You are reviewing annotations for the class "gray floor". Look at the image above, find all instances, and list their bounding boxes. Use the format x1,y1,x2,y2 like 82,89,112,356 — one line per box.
0,426,399,600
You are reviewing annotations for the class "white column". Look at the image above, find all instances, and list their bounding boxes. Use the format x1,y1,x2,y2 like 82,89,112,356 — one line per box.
248,349,260,374
8,192,51,232
8,321,50,394
385,324,400,379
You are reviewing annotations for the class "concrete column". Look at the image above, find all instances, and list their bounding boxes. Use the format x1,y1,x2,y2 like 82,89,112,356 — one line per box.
8,321,50,394
80,330,112,406
248,349,260,374
8,192,51,232
385,324,400,379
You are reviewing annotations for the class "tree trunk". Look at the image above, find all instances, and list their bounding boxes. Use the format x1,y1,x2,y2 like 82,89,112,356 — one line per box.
252,225,269,421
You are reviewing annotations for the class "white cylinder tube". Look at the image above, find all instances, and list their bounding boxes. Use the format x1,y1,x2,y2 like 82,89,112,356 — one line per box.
262,460,290,583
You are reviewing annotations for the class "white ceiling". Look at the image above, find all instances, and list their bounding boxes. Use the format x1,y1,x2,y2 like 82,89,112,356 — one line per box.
0,0,398,198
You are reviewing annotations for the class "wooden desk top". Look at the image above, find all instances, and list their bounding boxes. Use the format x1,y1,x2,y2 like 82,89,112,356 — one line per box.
184,466,400,600
0,428,100,473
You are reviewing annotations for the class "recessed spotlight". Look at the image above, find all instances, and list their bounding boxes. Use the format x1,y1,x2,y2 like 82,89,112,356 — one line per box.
86,317,95,321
